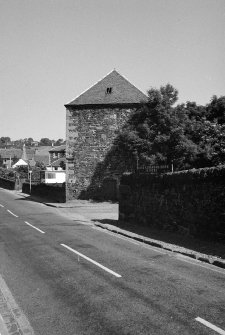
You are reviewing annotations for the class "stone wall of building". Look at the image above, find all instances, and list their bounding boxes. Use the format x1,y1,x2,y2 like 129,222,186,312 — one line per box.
119,167,225,241
49,151,65,164
66,106,136,200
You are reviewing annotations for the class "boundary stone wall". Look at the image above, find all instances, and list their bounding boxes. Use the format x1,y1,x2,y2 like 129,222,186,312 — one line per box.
119,166,225,240
22,183,66,203
0,177,15,190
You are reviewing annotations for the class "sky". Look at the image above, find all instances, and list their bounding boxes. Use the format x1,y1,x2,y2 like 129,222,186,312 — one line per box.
1,0,225,141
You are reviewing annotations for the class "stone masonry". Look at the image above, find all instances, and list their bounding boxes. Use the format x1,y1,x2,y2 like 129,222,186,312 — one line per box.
65,70,148,200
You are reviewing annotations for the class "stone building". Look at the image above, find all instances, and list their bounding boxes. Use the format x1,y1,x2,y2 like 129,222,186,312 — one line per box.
48,145,66,164
65,70,147,200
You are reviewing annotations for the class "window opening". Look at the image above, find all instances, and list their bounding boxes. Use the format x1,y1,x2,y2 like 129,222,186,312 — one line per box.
46,172,56,179
106,87,112,94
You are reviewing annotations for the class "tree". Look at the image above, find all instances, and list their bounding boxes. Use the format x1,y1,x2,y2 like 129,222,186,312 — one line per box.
206,95,225,124
55,138,64,146
59,160,66,170
15,166,29,179
39,138,52,146
193,121,225,167
35,161,46,169
116,84,198,170
176,98,225,168
0,137,11,147
13,139,24,148
24,137,34,146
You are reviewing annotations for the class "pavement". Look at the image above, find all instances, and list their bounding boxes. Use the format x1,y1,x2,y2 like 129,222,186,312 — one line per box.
0,275,34,335
22,193,225,270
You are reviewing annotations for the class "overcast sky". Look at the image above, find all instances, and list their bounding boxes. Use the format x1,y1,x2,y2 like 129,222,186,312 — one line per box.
1,0,225,141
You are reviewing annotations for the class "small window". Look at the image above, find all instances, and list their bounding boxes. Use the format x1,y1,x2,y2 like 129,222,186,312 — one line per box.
106,87,112,94
46,172,56,179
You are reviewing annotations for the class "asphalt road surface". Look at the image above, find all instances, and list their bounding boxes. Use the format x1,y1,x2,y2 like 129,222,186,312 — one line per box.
0,188,224,335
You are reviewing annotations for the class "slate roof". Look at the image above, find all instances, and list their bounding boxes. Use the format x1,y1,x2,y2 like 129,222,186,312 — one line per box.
49,145,66,153
12,159,28,167
0,148,35,160
49,157,66,167
65,70,148,107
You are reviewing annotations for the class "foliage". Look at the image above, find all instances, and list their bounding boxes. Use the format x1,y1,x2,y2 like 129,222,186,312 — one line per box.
121,165,225,187
29,167,42,182
24,137,34,146
35,161,46,169
14,165,43,182
0,167,16,180
0,137,11,147
55,138,66,146
117,84,198,169
14,166,29,179
59,160,66,170
176,100,225,167
117,84,225,170
0,137,65,148
39,138,53,146
206,95,225,124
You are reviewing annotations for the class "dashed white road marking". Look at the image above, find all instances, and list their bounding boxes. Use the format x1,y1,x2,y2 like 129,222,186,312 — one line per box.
7,209,18,217
195,317,225,334
24,221,45,234
61,243,122,278
0,204,4,208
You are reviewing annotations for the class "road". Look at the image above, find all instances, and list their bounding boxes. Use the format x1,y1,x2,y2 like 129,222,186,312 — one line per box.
0,188,224,335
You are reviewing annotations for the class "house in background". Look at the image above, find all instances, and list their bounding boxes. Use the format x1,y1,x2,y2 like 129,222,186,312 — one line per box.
12,144,36,168
48,145,66,164
44,145,66,184
0,152,18,169
65,69,148,200
0,145,36,169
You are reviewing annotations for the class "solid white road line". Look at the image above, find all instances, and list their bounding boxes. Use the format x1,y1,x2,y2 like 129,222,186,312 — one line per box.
24,221,45,234
0,204,4,207
61,243,122,278
195,317,225,335
7,209,18,217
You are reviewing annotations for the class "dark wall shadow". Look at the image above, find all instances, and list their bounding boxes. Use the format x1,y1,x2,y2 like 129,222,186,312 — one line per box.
78,110,138,201
15,194,51,204
93,219,225,259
